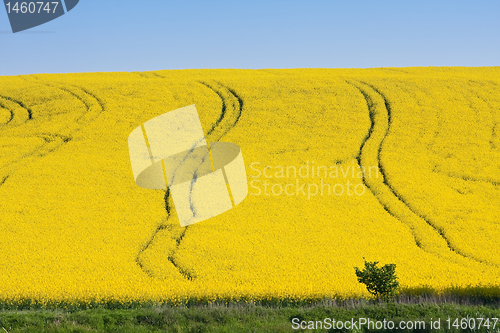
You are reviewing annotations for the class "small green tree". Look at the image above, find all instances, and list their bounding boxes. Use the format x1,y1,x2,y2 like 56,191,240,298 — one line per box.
354,259,399,301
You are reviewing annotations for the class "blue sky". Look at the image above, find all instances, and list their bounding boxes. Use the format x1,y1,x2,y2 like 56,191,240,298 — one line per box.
0,0,499,75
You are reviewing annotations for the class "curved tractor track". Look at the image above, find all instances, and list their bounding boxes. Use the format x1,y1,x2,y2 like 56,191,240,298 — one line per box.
0,102,14,126
347,79,497,269
0,94,33,126
136,80,244,280
0,92,55,185
0,80,105,189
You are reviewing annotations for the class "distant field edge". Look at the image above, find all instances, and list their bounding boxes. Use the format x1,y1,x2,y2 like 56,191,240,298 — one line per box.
1,65,500,78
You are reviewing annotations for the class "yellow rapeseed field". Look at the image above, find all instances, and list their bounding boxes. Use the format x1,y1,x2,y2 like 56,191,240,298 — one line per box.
0,67,499,305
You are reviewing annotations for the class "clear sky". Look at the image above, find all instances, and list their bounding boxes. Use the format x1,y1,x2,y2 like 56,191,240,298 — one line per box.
0,0,499,75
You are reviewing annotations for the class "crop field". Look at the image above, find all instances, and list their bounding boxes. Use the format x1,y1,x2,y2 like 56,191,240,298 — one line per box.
0,67,499,307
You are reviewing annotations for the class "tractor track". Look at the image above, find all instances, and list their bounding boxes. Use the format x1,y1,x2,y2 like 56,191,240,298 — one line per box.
403,79,499,187
32,80,106,124
0,94,33,121
136,72,165,79
0,89,68,170
0,175,8,188
0,102,14,126
468,80,499,151
0,95,32,127
135,79,244,280
440,171,500,188
0,79,105,182
347,79,497,268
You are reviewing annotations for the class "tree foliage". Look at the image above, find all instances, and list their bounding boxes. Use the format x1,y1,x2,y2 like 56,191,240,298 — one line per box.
354,259,399,301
